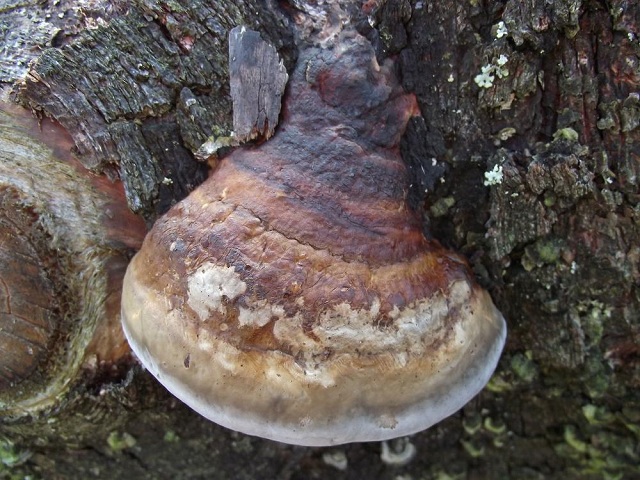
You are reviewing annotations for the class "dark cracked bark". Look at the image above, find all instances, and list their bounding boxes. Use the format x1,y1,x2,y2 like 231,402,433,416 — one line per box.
0,0,639,479
16,0,295,221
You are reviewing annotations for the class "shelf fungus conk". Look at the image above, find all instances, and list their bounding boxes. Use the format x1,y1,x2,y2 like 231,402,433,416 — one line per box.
121,34,506,446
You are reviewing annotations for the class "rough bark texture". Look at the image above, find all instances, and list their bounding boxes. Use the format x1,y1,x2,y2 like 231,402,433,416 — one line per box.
0,0,639,479
16,0,295,220
0,0,127,85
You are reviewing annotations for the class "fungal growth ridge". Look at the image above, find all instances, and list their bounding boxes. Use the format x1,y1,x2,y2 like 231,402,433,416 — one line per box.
121,31,506,446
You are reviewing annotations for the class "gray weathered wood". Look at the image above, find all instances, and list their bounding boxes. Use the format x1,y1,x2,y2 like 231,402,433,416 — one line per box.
229,26,288,142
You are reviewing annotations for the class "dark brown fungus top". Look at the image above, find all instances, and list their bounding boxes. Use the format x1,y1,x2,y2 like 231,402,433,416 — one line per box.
121,32,506,446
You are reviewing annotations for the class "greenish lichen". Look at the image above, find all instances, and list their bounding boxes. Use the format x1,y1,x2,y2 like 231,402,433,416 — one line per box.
522,237,564,271
552,127,579,142
433,470,465,480
576,300,610,348
597,101,619,131
483,417,507,435
485,371,514,392
496,127,516,141
460,439,485,458
555,421,636,479
543,192,557,207
582,356,610,399
0,438,31,468
622,406,640,437
107,431,137,452
510,351,538,383
377,26,393,49
621,93,640,132
582,404,614,426
462,412,483,436
430,196,455,217
163,430,180,443
564,425,588,453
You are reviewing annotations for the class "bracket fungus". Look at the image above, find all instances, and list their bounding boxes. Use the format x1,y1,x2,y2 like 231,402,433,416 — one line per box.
121,32,506,446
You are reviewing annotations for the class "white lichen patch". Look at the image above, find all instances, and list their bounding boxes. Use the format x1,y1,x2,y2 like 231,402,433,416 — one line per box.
484,165,504,186
494,21,508,39
187,263,247,321
475,55,509,89
474,65,495,89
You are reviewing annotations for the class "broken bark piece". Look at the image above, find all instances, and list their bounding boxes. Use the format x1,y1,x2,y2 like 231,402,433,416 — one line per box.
229,26,288,142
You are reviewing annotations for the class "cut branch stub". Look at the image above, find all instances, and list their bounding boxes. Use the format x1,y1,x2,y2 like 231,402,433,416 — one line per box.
0,103,146,416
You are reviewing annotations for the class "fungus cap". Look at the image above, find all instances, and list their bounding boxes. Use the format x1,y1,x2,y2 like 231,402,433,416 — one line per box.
121,34,506,446
122,258,505,446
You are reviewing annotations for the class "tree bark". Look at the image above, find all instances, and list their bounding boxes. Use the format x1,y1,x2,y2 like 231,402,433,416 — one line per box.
0,0,638,479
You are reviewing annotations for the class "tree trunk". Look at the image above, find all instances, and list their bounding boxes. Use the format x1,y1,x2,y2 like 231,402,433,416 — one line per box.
1,0,638,479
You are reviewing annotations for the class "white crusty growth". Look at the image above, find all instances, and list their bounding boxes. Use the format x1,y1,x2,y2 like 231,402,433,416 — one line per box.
187,263,247,320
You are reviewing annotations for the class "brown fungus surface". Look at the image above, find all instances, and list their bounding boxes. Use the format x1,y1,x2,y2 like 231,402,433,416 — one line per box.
121,32,506,446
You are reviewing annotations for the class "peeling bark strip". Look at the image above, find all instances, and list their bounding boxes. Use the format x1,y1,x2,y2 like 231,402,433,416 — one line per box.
229,26,288,142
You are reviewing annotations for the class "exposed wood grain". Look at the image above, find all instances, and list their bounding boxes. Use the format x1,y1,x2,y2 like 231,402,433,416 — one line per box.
0,102,145,414
229,26,288,142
